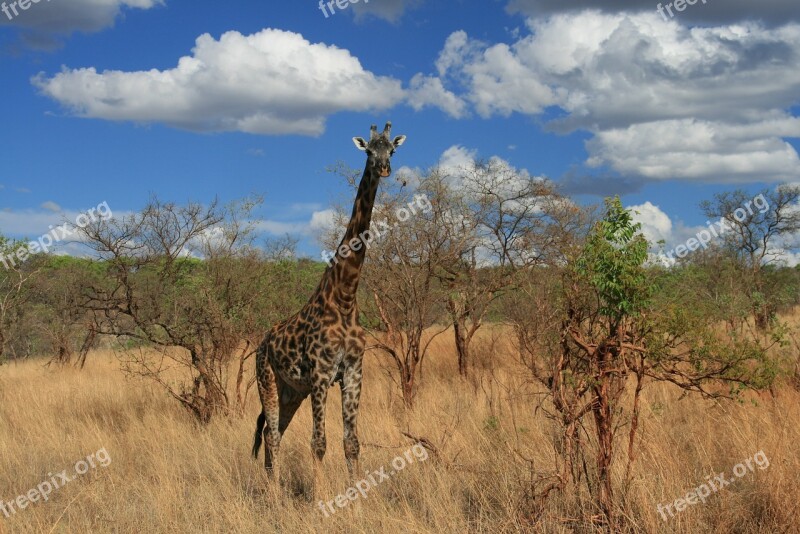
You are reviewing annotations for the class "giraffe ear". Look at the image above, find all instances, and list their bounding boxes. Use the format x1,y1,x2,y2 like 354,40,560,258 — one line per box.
353,137,368,151
392,135,406,148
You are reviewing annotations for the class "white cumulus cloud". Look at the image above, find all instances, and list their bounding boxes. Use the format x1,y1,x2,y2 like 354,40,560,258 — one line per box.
407,74,468,118
33,28,406,136
628,201,673,246
424,12,800,185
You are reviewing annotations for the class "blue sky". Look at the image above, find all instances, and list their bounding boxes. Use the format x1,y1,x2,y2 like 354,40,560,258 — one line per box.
1,0,799,260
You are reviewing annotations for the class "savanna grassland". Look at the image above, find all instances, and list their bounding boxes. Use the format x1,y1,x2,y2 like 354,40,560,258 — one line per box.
1,320,799,534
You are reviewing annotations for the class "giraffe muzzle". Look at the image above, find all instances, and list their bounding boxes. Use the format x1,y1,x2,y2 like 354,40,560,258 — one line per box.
379,166,391,177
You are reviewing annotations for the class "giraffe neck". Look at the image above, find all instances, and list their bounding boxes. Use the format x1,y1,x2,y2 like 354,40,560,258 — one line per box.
324,163,380,309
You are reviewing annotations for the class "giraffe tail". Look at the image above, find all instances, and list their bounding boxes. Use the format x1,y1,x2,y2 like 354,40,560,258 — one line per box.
252,410,266,458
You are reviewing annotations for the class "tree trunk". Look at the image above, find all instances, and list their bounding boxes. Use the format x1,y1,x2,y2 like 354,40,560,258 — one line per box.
453,316,470,377
752,270,772,331
186,350,228,423
754,304,771,331
401,338,421,408
50,335,72,366
401,365,415,408
562,417,581,486
592,350,616,531
76,326,97,370
625,360,646,486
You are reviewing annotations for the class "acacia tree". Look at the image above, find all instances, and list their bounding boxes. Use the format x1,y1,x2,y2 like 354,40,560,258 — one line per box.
380,159,568,379
700,185,800,330
362,187,453,407
433,159,562,377
74,196,295,422
31,257,101,368
567,197,653,525
0,236,39,362
513,198,782,530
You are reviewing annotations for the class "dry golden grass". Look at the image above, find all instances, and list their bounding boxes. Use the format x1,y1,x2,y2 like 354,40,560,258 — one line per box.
0,324,799,533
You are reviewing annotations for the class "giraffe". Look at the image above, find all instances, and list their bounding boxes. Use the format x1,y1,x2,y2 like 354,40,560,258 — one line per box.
252,121,407,484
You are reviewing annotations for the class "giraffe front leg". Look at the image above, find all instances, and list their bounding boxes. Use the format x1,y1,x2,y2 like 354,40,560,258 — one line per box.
310,382,329,498
341,359,363,481
310,383,329,461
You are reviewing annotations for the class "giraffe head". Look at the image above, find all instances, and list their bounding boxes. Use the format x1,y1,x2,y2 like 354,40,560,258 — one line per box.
352,122,406,178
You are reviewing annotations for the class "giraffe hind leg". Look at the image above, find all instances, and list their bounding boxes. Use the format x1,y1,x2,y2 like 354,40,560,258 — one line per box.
256,358,281,476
